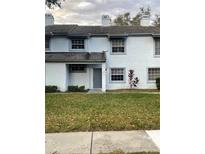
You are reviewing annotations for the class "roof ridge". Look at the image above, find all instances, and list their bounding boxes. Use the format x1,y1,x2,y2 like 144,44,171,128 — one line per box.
45,24,160,35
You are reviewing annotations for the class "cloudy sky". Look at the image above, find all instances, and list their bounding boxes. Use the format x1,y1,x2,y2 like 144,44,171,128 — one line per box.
47,0,160,25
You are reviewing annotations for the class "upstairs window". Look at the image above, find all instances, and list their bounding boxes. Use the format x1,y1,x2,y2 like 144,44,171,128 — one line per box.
155,38,160,56
71,39,85,49
45,38,49,50
148,68,160,81
111,39,125,53
110,68,125,81
70,64,86,73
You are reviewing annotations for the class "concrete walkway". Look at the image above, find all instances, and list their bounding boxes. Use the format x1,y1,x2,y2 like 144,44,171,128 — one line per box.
146,130,160,148
46,130,160,154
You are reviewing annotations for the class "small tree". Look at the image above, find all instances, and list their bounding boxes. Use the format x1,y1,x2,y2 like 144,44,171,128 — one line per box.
128,70,139,88
153,14,160,27
45,0,65,9
114,7,151,26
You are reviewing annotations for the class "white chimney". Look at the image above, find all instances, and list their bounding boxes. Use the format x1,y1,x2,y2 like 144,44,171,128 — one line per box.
140,14,150,26
102,15,111,26
45,12,54,26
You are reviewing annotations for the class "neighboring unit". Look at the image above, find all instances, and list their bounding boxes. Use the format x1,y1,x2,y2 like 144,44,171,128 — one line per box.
45,14,160,92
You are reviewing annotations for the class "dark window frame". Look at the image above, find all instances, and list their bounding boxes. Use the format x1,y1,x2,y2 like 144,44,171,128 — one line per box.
71,39,85,49
110,68,125,82
155,38,160,56
111,39,125,53
70,64,87,73
45,38,50,50
148,68,160,81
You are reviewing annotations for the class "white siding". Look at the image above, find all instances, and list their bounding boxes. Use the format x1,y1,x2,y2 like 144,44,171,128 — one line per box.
46,36,160,90
50,37,68,52
106,37,159,89
88,37,108,52
45,63,67,91
68,67,90,89
68,64,102,89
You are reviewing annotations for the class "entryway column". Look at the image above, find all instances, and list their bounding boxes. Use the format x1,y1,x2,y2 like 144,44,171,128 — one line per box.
102,63,106,92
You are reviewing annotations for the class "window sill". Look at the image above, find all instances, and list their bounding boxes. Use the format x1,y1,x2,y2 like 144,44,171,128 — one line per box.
70,49,86,52
110,81,126,83
154,55,160,58
147,80,156,83
110,52,126,55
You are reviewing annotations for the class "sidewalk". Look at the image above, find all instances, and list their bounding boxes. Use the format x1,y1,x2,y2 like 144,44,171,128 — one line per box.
46,130,160,154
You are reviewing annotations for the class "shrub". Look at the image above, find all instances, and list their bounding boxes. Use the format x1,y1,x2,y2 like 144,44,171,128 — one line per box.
68,86,79,92
45,85,59,93
156,78,160,90
79,86,86,92
68,85,87,92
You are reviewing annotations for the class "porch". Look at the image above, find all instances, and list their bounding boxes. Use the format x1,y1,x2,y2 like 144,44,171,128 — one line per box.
66,63,106,92
45,52,106,92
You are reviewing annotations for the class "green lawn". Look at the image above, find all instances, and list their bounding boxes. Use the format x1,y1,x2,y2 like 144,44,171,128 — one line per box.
46,92,160,133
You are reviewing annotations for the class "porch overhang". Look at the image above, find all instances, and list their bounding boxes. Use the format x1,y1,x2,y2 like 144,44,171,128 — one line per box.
45,52,106,63
108,34,128,40
152,34,160,38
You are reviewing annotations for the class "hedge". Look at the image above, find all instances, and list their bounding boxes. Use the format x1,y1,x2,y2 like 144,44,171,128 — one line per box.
45,85,59,93
67,85,87,92
156,78,160,90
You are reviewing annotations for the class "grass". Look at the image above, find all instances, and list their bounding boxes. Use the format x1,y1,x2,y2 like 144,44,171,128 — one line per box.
46,92,160,133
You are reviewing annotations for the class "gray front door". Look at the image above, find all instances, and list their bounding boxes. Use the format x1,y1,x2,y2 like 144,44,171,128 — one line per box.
93,68,102,88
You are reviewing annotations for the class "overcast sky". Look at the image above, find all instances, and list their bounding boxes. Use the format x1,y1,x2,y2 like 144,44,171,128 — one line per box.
47,0,160,25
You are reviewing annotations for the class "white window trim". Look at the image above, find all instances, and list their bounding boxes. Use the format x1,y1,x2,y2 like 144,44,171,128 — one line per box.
109,67,126,83
110,39,127,55
69,39,87,51
153,38,160,57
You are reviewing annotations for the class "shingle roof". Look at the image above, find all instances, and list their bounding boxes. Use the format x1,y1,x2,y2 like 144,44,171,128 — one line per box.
45,52,106,62
45,25,160,36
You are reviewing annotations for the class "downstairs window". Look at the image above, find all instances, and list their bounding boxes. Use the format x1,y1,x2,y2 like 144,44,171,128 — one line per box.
148,68,160,81
110,68,125,81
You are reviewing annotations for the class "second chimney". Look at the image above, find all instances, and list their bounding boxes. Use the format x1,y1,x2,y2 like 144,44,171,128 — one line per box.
140,14,150,26
45,12,54,26
102,15,111,26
